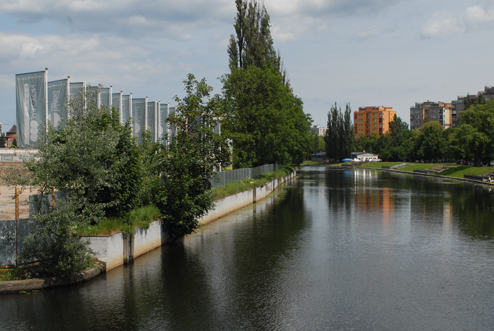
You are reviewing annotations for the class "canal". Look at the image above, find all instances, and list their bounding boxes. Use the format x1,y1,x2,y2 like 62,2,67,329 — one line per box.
2,167,494,330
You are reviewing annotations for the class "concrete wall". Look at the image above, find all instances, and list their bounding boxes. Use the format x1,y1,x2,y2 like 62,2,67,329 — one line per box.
86,220,169,272
85,233,125,272
0,219,33,267
133,220,168,259
199,171,295,225
6,171,296,271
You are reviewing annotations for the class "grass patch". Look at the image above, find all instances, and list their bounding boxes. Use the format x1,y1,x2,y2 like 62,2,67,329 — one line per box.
361,162,403,169
301,160,327,166
76,204,161,236
439,166,494,178
212,165,295,200
365,162,494,179
399,163,442,172
0,268,19,281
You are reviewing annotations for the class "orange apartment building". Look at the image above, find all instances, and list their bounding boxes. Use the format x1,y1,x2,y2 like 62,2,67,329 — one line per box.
354,106,396,138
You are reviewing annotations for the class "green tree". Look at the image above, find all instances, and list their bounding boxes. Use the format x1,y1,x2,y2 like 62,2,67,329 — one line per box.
325,103,353,161
223,0,310,167
12,87,143,277
228,0,286,80
23,87,143,222
415,121,445,162
21,203,93,278
152,74,230,240
0,133,6,148
452,100,494,165
388,114,409,137
222,66,310,168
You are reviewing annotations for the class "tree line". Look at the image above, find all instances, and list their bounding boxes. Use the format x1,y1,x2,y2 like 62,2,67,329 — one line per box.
352,100,494,165
7,0,313,277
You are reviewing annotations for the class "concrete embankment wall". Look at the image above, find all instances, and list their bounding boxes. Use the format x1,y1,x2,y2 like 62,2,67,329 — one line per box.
87,171,296,272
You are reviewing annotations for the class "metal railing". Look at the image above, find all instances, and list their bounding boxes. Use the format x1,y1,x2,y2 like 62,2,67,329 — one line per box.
210,164,281,188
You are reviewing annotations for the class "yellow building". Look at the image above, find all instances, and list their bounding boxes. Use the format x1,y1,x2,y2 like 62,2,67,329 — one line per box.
354,106,396,138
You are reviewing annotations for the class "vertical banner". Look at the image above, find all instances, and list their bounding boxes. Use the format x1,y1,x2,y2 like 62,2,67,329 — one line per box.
159,103,169,144
16,70,47,147
48,78,69,128
147,101,157,141
69,82,86,115
132,98,146,143
121,94,131,123
214,118,221,135
112,91,123,122
88,85,100,108
70,82,86,101
168,106,176,141
100,87,111,109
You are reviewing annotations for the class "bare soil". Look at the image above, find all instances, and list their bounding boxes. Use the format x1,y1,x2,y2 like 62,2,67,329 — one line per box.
0,163,32,220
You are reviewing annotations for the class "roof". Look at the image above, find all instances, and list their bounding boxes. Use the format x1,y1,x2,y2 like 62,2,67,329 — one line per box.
7,125,16,135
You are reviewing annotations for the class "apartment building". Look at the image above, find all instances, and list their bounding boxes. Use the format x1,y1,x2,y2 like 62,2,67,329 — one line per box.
310,125,327,136
354,106,396,138
410,101,452,130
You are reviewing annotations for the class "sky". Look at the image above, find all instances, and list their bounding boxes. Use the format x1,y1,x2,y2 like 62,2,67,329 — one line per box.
1,0,494,132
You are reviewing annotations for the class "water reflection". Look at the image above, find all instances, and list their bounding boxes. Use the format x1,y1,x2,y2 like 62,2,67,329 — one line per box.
2,171,494,330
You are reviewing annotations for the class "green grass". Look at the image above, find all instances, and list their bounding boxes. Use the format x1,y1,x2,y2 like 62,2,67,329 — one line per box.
301,160,327,166
212,165,295,200
363,162,494,179
399,163,442,172
76,204,161,236
438,165,494,178
0,268,19,281
362,162,403,169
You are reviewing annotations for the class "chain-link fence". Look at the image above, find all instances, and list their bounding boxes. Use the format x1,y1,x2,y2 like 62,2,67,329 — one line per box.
210,164,281,188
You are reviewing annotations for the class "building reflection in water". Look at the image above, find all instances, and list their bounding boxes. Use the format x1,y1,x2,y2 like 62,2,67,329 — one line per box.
353,170,394,225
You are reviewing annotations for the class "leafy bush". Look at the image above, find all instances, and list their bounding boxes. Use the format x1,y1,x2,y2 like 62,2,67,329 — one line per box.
21,202,94,278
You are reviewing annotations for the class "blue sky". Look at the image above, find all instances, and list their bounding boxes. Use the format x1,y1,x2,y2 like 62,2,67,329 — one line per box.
1,0,494,132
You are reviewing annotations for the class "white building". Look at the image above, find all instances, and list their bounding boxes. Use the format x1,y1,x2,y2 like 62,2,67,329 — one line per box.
310,125,327,136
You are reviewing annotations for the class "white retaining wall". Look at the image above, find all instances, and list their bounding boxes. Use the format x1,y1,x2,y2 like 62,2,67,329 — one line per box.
199,172,295,225
133,220,168,259
88,171,296,272
86,233,125,272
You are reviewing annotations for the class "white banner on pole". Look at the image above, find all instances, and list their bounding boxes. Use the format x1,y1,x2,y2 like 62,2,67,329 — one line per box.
113,91,123,121
168,106,176,141
122,94,131,124
88,85,100,109
100,87,111,109
132,97,146,143
16,70,47,147
147,101,157,141
159,103,169,144
70,82,85,100
48,78,69,128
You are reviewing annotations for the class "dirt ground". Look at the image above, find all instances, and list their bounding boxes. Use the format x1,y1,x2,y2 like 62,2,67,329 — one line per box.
0,185,33,220
0,163,32,220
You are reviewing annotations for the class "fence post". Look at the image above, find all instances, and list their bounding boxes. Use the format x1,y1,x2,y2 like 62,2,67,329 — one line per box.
15,187,19,220
51,187,55,211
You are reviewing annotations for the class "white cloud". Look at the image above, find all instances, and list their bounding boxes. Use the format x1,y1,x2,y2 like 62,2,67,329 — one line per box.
0,0,235,39
0,31,194,91
267,0,404,18
354,25,393,39
421,5,494,39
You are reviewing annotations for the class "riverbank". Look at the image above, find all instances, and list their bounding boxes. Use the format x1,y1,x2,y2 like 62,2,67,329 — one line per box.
0,170,297,294
302,161,494,185
0,262,104,294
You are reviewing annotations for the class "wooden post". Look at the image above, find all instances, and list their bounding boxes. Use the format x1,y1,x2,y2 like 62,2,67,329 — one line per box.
15,187,19,220
51,187,55,211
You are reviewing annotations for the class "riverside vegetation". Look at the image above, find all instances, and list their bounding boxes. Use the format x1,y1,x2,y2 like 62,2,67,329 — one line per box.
3,0,312,280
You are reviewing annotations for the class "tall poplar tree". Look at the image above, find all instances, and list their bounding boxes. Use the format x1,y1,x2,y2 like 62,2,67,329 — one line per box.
325,103,354,162
222,0,311,168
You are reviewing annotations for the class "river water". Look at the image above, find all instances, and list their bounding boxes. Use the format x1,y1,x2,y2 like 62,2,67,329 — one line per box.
2,167,494,330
